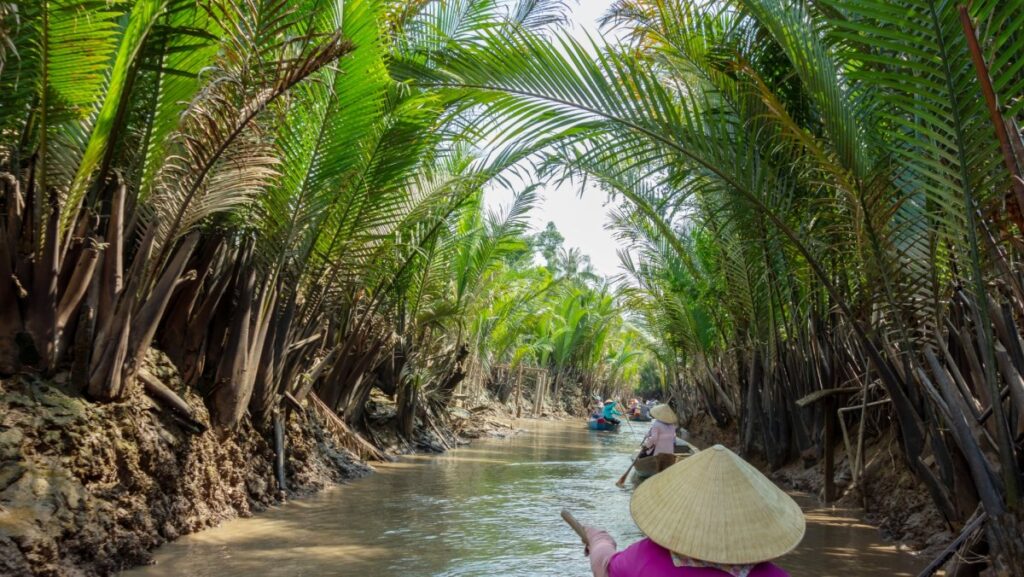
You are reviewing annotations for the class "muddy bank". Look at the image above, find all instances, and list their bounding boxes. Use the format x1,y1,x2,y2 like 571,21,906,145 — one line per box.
118,420,927,577
361,391,519,454
684,414,948,556
0,353,525,577
0,351,373,577
771,438,949,555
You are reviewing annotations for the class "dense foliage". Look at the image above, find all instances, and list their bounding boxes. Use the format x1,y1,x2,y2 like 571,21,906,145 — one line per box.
461,220,652,408
394,0,1024,571
4,0,1024,572
0,0,644,440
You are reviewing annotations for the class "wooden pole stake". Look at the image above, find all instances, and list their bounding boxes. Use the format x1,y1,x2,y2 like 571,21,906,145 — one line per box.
515,364,523,419
824,397,836,502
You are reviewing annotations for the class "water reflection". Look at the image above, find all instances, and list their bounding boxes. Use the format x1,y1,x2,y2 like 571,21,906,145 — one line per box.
124,421,926,577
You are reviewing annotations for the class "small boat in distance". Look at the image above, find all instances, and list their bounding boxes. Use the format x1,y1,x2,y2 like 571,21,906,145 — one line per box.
628,414,652,422
588,417,620,431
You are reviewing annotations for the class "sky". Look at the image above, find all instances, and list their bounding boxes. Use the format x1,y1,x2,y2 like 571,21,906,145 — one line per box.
482,0,624,278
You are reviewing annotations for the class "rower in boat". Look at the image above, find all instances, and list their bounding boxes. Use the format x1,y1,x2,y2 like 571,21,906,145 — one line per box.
638,401,652,421
579,445,805,577
601,399,623,426
639,404,679,474
628,400,651,421
627,398,642,418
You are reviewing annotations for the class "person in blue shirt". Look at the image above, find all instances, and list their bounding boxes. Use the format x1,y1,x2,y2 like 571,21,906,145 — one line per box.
602,399,623,425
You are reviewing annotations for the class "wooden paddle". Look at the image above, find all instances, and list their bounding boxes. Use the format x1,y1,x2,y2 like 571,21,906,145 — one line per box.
560,509,589,548
616,441,648,488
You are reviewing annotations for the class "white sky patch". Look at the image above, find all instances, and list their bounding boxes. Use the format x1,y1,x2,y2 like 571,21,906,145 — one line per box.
482,0,627,279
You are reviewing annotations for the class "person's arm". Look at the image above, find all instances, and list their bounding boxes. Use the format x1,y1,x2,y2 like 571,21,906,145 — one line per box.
586,530,648,577
584,527,617,577
642,426,658,449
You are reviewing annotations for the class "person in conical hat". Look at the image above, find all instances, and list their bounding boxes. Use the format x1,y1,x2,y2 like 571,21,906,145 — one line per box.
583,445,804,577
602,399,623,426
641,404,679,472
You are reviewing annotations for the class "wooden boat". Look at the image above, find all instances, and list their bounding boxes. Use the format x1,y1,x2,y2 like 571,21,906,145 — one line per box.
588,417,620,431
628,414,651,422
632,454,666,479
633,443,697,480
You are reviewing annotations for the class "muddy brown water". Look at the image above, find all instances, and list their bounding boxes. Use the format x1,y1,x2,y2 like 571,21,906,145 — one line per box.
124,421,927,577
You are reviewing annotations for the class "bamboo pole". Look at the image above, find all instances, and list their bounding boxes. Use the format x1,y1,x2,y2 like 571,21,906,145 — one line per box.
824,396,835,502
543,374,549,414
854,362,871,484
837,398,891,486
534,373,542,416
515,363,524,419
273,408,287,492
534,373,547,416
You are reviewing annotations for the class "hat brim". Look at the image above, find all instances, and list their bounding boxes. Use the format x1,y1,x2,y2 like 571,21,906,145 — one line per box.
650,405,678,424
630,445,805,565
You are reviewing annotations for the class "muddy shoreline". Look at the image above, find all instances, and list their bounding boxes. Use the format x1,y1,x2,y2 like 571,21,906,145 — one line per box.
2,370,945,577
0,354,518,577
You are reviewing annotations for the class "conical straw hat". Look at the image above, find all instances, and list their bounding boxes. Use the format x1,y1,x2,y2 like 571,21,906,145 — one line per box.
650,404,678,424
630,445,805,565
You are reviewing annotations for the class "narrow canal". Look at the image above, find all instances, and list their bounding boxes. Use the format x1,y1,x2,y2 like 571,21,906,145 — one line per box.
124,421,927,577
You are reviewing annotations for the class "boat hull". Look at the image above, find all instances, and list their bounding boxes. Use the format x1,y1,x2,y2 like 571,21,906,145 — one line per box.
588,419,620,431
633,455,665,479
633,444,696,480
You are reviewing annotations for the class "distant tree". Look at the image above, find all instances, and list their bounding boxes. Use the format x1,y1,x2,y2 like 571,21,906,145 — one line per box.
553,247,598,283
534,221,565,271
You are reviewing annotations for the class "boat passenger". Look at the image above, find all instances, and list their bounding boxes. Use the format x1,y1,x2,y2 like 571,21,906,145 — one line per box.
638,401,651,420
582,445,804,577
642,404,678,472
602,399,623,426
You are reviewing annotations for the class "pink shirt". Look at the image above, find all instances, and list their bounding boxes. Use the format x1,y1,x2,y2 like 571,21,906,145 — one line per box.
643,420,677,455
585,529,789,577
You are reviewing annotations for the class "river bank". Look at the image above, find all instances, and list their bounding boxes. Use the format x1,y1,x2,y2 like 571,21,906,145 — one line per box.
1,356,941,577
118,420,927,577
0,353,519,577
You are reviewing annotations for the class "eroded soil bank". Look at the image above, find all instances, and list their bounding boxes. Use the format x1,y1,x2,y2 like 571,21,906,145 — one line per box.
1,367,942,577
0,352,515,577
118,420,926,577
